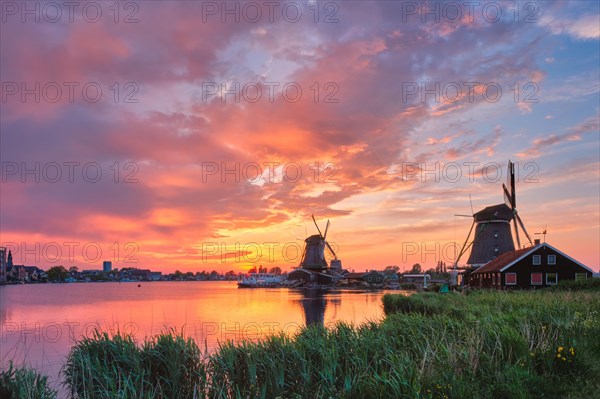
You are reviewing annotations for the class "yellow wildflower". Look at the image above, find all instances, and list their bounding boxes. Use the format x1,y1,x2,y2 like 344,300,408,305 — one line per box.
558,347,563,353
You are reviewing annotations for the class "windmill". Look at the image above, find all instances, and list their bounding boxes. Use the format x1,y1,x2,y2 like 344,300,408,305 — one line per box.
502,160,533,249
453,160,533,272
299,215,341,270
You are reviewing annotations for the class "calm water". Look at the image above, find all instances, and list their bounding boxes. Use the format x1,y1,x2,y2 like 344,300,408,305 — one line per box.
0,281,392,390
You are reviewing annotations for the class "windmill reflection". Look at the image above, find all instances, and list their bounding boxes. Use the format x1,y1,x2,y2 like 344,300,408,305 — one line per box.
298,288,341,326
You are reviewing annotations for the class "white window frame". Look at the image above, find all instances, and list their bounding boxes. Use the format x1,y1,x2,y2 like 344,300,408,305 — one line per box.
505,273,517,285
547,255,556,265
532,255,541,265
546,273,558,285
575,273,587,281
531,272,543,285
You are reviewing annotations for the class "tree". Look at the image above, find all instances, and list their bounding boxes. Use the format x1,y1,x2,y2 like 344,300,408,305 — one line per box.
410,263,422,274
47,266,68,282
69,266,79,274
90,272,108,281
269,266,282,275
435,261,448,274
383,265,399,275
248,267,257,274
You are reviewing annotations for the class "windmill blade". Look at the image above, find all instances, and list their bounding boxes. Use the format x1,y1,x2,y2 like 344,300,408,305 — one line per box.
311,214,324,237
506,161,511,191
502,184,514,209
454,214,473,218
513,218,521,249
456,220,476,264
325,241,337,259
323,220,330,240
509,160,516,208
515,214,533,246
469,194,474,215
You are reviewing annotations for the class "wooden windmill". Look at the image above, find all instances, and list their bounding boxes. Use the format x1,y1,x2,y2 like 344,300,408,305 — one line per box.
299,215,340,270
454,160,533,272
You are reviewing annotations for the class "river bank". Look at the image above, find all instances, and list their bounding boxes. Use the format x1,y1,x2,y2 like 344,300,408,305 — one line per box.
2,280,599,398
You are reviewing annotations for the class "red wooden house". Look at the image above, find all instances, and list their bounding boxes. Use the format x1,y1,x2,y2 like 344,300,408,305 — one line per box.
469,242,593,289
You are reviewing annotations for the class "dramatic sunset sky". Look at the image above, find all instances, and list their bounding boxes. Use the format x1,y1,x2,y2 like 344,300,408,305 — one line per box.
1,1,598,273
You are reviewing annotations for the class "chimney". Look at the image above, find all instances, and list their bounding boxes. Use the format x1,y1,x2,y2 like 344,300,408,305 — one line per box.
534,239,541,246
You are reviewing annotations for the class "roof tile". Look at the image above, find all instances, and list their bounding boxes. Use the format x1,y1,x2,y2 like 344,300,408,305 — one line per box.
472,247,533,274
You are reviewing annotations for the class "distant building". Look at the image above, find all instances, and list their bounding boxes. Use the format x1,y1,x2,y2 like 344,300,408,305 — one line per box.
128,269,161,281
148,271,162,281
398,274,432,288
103,261,112,272
6,264,45,282
342,271,386,285
0,247,6,283
470,242,593,289
362,271,385,284
288,268,336,284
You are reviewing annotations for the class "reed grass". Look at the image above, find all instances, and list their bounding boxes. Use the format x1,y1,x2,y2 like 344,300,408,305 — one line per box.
0,361,57,399
3,280,599,398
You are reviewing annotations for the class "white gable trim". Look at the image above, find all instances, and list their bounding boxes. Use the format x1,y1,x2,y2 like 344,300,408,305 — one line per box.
542,243,594,273
499,243,593,273
499,246,538,272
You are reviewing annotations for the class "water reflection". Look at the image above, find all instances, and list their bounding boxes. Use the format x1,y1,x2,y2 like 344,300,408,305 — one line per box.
0,282,386,393
297,288,342,326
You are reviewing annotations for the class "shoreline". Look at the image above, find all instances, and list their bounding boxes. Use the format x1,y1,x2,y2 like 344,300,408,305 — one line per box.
3,280,598,398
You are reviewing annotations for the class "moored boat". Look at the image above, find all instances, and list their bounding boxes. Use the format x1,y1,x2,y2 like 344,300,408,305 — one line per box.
237,273,283,288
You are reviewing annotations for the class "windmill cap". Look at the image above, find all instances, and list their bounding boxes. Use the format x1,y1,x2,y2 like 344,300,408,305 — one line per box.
473,203,513,222
305,234,324,242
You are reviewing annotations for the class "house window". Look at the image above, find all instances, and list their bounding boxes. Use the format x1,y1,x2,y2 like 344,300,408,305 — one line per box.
546,273,558,285
505,273,517,285
548,255,556,265
531,272,543,285
575,273,587,281
532,255,541,265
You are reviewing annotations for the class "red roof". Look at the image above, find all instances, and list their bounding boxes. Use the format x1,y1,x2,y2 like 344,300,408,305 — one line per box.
472,247,533,274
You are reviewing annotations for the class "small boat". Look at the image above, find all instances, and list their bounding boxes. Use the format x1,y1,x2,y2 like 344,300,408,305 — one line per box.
238,273,283,288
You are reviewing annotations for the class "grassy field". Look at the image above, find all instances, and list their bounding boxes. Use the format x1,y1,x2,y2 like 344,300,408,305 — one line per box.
2,280,599,398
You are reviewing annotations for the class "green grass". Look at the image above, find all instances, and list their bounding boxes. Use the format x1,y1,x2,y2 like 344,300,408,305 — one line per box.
62,329,205,398
0,361,57,399
3,284,600,398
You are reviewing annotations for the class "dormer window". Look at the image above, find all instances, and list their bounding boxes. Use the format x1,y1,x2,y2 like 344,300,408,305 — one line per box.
532,255,541,265
548,255,556,265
